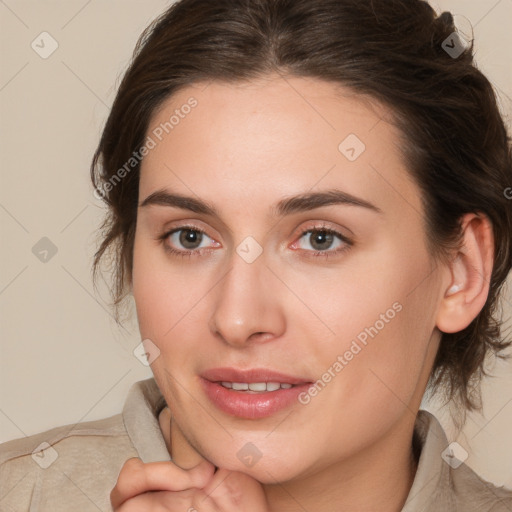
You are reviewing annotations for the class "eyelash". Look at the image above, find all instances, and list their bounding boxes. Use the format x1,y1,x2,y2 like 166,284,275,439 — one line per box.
157,223,353,260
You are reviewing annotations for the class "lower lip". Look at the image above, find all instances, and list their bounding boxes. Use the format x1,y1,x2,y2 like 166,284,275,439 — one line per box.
201,379,311,419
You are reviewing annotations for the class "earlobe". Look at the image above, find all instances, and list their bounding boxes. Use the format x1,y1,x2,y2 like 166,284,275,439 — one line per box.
436,214,494,334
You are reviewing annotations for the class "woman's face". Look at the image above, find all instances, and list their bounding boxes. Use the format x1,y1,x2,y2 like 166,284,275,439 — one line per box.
132,75,446,482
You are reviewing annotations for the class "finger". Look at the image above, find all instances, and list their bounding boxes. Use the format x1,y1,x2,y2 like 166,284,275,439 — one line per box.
114,491,164,512
115,488,221,512
111,457,215,509
203,468,269,511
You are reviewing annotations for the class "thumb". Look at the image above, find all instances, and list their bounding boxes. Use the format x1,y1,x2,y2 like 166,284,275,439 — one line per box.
186,458,217,489
204,468,269,511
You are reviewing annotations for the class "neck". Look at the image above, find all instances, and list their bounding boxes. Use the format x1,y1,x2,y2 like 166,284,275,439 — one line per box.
263,412,418,512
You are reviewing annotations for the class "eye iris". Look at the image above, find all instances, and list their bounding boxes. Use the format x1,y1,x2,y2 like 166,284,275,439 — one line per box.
179,229,202,249
310,230,333,251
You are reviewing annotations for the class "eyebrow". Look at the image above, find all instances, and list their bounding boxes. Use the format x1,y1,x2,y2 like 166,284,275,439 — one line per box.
139,188,382,216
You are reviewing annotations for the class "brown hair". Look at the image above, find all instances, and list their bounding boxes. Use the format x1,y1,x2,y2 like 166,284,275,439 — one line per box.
91,0,512,414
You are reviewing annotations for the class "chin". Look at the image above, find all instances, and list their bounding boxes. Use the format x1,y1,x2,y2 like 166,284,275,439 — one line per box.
211,450,308,485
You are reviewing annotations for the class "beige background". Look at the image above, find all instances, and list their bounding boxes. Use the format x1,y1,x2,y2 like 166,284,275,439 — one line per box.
1,0,511,489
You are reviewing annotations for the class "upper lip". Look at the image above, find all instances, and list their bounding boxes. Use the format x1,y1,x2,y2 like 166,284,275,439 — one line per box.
201,367,312,385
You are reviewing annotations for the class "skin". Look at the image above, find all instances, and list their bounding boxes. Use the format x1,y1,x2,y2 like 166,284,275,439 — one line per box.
112,74,494,511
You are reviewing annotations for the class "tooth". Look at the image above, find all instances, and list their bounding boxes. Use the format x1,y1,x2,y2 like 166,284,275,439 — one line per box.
248,382,267,391
224,381,295,391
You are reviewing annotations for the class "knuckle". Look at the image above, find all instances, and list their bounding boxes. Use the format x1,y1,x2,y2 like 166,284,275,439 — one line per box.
124,457,143,470
191,489,220,512
113,458,145,496
119,457,144,479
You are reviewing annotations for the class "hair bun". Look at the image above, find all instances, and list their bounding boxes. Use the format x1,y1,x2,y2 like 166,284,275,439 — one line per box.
438,11,455,29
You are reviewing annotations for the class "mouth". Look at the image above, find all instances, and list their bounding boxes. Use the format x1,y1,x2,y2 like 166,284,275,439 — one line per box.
217,381,296,392
200,367,313,419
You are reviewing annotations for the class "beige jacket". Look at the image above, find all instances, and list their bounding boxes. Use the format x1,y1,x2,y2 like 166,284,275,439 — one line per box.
1,377,511,511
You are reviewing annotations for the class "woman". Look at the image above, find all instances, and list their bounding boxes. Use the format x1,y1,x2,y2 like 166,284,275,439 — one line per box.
1,0,511,510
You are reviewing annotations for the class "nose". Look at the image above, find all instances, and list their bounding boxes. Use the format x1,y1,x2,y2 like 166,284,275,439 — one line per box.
208,248,286,348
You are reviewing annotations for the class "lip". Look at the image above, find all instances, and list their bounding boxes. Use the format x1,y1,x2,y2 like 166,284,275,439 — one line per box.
200,367,312,385
201,368,312,385
200,367,313,419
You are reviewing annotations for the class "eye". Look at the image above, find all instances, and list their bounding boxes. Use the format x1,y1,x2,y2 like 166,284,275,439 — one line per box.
292,226,352,258
170,228,209,250
159,225,220,257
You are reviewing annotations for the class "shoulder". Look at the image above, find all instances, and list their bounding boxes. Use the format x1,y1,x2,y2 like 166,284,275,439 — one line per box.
0,413,138,512
448,459,512,512
409,410,512,512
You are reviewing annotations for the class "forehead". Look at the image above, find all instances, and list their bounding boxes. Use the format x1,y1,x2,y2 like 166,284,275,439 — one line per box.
139,75,422,221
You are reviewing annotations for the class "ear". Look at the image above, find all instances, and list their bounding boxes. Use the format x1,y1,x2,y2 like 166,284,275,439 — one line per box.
436,213,494,333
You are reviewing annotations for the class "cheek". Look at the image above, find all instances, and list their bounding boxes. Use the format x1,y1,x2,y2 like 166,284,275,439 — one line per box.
300,238,439,407
132,244,166,338
290,267,439,464
132,240,199,399
337,282,439,455
132,235,206,340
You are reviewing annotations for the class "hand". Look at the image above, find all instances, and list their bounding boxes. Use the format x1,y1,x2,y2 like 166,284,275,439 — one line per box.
110,412,269,511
